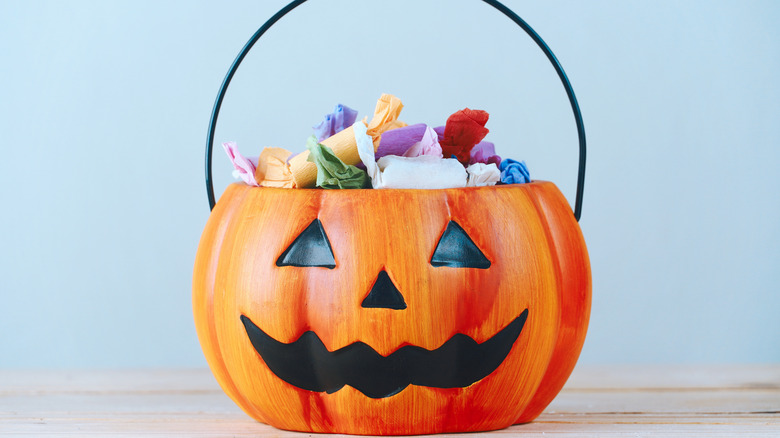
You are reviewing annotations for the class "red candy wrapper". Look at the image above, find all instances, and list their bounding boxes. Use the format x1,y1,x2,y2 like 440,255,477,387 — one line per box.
439,108,490,164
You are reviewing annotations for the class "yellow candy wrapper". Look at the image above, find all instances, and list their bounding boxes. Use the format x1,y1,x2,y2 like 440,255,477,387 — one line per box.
255,147,294,188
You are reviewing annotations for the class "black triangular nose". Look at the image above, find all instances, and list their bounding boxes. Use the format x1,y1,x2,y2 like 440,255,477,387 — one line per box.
361,270,407,310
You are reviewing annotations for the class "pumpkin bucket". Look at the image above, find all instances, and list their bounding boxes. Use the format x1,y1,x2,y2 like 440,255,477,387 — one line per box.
193,1,591,435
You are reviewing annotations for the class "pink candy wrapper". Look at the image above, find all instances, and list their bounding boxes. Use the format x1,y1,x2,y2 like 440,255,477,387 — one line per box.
222,142,259,186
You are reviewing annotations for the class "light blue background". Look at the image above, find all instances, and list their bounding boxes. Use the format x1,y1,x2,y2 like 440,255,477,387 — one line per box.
1,0,778,368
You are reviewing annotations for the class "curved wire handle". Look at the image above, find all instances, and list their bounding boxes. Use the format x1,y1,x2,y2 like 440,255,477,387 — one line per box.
206,0,586,221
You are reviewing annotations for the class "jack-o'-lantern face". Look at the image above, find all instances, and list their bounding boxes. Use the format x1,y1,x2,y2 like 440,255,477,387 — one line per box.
241,216,528,399
193,182,590,435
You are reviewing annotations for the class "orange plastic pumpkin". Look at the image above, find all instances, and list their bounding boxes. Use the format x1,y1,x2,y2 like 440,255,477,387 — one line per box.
194,2,591,433
192,182,590,434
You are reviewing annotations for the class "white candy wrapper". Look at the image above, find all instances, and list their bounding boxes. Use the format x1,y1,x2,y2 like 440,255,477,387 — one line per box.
378,155,467,189
355,121,385,187
356,121,467,189
466,162,500,187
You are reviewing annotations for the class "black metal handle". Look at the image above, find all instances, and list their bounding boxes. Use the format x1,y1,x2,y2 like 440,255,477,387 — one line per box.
206,0,586,221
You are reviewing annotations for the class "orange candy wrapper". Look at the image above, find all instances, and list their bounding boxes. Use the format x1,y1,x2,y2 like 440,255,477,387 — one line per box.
254,147,295,188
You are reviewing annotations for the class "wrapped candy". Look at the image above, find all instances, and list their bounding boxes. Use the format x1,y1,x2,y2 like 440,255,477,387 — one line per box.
313,104,358,142
375,123,428,159
378,156,466,189
466,162,500,187
438,108,490,164
305,136,369,189
356,122,466,189
402,126,443,158
223,96,526,191
222,142,259,186
366,93,406,147
255,147,294,188
469,141,501,166
287,94,406,188
499,158,531,184
434,126,500,165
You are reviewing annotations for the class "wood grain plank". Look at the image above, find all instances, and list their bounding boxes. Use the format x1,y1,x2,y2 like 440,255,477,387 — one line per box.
3,418,779,437
1,365,778,437
563,364,780,390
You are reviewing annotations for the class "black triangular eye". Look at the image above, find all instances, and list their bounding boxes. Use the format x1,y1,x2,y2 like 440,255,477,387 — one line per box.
431,221,491,269
276,219,336,268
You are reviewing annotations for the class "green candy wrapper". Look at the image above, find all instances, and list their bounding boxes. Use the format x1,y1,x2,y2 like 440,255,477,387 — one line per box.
306,136,370,189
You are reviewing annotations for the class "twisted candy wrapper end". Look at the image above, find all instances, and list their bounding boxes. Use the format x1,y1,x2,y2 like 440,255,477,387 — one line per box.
355,121,384,188
313,104,358,142
499,158,531,184
466,162,500,187
439,108,490,163
402,125,443,158
366,93,407,147
222,142,259,186
469,141,501,165
433,127,498,164
255,147,295,188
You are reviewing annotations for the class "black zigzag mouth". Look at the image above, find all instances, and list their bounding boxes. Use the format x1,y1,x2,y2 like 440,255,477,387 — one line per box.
241,309,528,399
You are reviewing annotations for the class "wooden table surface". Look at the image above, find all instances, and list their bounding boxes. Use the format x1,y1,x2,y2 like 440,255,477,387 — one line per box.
1,365,778,437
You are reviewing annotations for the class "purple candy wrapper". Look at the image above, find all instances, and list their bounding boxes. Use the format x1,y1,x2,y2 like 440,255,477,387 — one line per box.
313,104,359,142
375,123,428,159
